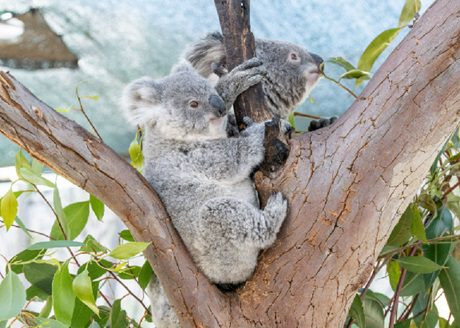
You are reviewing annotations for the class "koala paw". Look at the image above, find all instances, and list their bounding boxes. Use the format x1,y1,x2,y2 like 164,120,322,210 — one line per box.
233,57,263,71
280,119,293,136
308,116,338,132
264,192,288,230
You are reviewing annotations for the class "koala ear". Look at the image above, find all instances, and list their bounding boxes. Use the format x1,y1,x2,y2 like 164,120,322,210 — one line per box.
121,77,162,126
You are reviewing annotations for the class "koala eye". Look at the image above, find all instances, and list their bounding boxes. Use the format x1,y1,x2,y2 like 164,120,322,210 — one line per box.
189,100,200,109
288,51,301,64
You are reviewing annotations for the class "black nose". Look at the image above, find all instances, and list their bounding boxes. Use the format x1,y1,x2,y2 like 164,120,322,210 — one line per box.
310,53,324,67
209,95,226,117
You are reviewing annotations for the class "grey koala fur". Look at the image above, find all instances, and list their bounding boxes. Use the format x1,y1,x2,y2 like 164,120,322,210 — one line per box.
122,60,287,328
185,32,323,119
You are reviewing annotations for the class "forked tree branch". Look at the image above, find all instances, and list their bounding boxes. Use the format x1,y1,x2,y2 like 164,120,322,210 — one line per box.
0,0,459,326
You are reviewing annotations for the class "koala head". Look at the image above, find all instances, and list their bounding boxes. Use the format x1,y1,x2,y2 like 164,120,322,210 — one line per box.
122,64,228,141
256,39,323,116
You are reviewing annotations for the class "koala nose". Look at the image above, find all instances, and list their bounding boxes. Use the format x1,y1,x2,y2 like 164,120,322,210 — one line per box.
310,53,324,68
209,95,226,117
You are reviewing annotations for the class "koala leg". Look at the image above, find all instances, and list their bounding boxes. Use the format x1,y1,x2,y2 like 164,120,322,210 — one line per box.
147,279,180,328
199,193,287,248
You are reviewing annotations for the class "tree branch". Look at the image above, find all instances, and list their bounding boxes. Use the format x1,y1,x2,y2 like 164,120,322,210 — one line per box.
0,0,459,326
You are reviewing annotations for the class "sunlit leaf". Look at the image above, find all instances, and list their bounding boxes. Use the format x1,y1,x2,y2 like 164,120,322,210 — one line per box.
38,296,53,318
109,242,149,260
81,235,108,253
399,0,421,27
15,150,31,177
0,271,26,321
10,249,45,274
387,205,414,246
387,260,401,290
357,27,402,73
397,256,443,274
327,56,355,72
18,167,55,188
339,69,370,81
72,270,99,316
51,201,90,240
52,262,75,325
90,195,104,221
1,189,18,230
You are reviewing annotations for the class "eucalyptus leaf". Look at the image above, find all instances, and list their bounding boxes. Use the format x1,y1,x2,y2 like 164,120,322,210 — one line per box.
327,56,356,72
72,270,99,316
109,242,149,260
387,260,401,290
50,201,90,240
349,295,365,327
439,257,460,323
0,271,26,321
52,262,76,325
397,256,443,274
28,240,84,250
1,189,18,230
363,297,384,328
357,27,402,73
18,167,55,188
90,195,105,221
110,299,129,328
399,0,421,27
339,69,370,81
23,262,57,296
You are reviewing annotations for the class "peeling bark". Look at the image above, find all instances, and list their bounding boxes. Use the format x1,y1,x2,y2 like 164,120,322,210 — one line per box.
0,0,459,327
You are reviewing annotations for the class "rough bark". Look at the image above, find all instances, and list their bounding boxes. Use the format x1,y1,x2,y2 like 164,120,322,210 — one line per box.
0,0,459,327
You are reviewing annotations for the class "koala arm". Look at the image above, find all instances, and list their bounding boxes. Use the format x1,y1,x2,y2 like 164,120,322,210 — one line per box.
215,58,266,111
187,123,265,182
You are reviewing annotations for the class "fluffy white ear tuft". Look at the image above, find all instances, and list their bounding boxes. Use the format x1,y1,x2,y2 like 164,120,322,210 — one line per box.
170,61,196,74
121,77,162,126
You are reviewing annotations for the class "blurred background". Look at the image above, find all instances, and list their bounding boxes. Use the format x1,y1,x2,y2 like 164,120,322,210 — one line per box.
0,0,439,326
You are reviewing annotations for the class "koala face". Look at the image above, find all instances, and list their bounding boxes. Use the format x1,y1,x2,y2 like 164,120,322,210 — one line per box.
256,39,323,116
122,66,228,140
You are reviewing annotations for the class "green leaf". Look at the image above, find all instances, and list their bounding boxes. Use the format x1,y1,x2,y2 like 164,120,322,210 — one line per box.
397,256,443,273
349,295,365,327
31,159,44,175
138,261,154,290
129,140,144,169
15,150,31,177
365,290,391,308
15,217,32,238
287,112,296,131
410,204,427,242
93,306,111,328
119,229,135,242
339,69,370,81
23,262,57,296
18,167,55,188
439,257,460,323
39,297,53,318
357,27,402,73
78,260,111,280
401,272,425,297
421,307,439,328
399,0,421,27
0,271,26,321
1,189,18,230
28,240,84,250
81,235,108,253
387,205,414,246
10,249,45,274
51,201,90,240
426,207,453,239
110,299,129,328
71,298,93,328
423,242,453,287
52,262,75,325
90,195,104,221
109,242,149,260
363,297,384,328
33,318,69,328
327,56,355,72
72,270,99,316
387,260,401,290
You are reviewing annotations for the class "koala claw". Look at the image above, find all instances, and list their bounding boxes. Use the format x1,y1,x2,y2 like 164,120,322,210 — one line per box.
235,57,263,71
308,116,338,132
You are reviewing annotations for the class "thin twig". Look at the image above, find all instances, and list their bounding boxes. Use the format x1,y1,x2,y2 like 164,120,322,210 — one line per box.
321,72,359,99
293,112,321,120
76,87,103,142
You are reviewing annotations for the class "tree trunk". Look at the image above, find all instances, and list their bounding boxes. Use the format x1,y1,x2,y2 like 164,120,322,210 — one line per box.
0,0,459,327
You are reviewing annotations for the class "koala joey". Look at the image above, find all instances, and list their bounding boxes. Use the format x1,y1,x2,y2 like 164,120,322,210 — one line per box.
185,32,336,131
122,59,288,328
